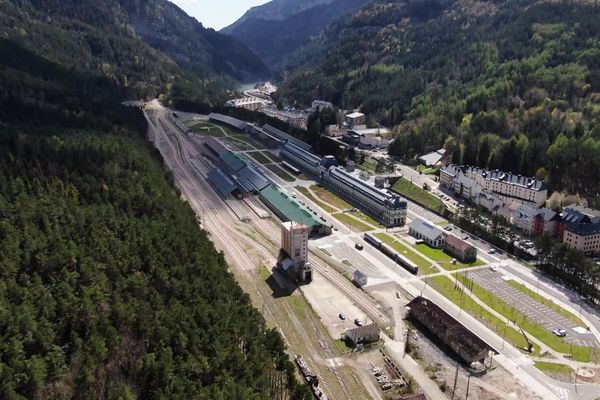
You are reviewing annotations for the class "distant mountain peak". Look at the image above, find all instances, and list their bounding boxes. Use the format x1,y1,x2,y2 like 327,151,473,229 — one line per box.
222,0,370,67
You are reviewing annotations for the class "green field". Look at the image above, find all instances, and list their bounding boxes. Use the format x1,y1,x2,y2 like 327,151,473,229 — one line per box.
392,178,446,214
266,164,295,182
190,122,225,137
346,210,384,228
375,233,437,275
332,213,374,232
263,151,280,163
506,280,586,327
413,243,485,270
247,151,272,164
413,164,439,175
534,361,574,375
295,186,335,212
427,275,539,354
357,159,377,172
310,185,352,210
454,273,594,362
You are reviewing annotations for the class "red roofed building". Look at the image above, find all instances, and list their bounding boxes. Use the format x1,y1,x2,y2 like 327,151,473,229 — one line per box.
444,234,477,263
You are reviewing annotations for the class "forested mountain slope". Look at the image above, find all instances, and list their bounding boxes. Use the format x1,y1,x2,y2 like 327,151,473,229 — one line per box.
222,0,370,66
2,0,268,86
0,5,308,400
278,0,600,202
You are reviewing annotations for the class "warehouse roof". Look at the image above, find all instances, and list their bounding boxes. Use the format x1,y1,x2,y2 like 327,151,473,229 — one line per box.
207,168,237,197
220,151,248,173
263,124,311,150
418,149,446,167
204,137,229,157
445,235,474,253
281,140,323,167
409,219,444,242
407,296,491,364
260,185,325,227
346,112,365,119
208,113,247,131
238,165,270,192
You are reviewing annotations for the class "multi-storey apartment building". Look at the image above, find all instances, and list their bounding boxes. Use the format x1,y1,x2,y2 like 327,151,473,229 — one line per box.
440,164,547,208
563,223,600,255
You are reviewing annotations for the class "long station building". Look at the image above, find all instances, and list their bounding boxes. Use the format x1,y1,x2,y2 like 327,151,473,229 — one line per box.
202,137,331,236
280,140,407,227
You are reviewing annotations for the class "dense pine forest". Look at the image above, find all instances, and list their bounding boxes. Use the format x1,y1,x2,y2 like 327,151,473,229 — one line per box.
278,0,600,204
0,9,309,399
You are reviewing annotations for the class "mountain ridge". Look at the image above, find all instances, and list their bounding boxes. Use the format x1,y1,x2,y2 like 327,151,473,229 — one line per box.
222,0,370,67
5,0,269,83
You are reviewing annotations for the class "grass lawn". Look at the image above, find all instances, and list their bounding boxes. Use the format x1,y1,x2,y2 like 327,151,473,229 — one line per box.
332,213,374,232
506,280,586,327
259,266,272,281
345,210,384,228
247,151,272,164
357,159,377,172
454,273,594,362
335,339,353,353
413,243,485,271
230,134,263,149
413,164,439,175
263,151,281,163
295,186,335,213
226,137,254,150
392,178,447,214
190,122,225,137
534,361,574,375
310,185,352,210
375,233,437,275
427,275,540,354
265,164,295,182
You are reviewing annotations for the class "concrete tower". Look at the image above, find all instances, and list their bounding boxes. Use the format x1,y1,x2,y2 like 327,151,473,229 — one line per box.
279,221,312,284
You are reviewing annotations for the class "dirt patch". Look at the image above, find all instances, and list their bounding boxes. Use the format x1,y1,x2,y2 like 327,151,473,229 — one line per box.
407,322,544,400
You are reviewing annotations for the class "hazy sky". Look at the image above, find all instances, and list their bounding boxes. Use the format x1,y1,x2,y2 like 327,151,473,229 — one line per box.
170,0,270,30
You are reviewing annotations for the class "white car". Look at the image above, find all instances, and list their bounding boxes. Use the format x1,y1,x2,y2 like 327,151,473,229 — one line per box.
488,249,496,254
553,328,567,337
490,265,498,272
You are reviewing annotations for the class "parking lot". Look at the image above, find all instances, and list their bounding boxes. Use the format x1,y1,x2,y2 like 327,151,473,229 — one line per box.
468,269,600,348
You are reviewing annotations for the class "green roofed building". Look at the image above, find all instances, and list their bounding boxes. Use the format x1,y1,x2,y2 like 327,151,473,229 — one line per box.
260,185,332,237
220,151,249,173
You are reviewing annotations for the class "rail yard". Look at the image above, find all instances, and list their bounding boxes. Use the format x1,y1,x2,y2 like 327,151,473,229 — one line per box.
143,101,600,400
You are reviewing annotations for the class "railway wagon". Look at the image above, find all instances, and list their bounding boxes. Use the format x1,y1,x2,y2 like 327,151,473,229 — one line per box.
364,233,383,248
363,233,418,275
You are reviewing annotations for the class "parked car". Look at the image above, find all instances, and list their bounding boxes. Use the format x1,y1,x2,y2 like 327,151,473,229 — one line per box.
490,265,498,272
553,328,567,337
355,243,364,251
488,248,496,254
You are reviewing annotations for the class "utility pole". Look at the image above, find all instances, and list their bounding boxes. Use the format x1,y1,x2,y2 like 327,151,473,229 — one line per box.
451,359,460,400
465,373,471,400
